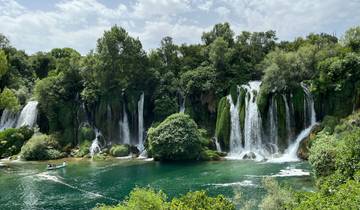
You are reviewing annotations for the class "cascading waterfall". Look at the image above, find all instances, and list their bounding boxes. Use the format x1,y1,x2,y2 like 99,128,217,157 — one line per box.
269,84,317,162
16,101,39,128
227,92,242,156
241,81,264,158
137,93,145,152
179,94,185,113
0,109,18,131
90,129,101,158
282,94,292,145
268,96,278,153
119,104,130,145
214,137,222,152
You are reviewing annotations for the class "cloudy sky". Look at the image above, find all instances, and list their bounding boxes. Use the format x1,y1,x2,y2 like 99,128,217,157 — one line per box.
1,0,359,55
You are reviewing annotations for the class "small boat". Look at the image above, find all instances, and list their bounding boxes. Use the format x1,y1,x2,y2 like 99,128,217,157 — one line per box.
46,162,66,170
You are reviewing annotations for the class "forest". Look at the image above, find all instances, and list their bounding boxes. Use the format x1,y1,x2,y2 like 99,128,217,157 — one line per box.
0,22,360,209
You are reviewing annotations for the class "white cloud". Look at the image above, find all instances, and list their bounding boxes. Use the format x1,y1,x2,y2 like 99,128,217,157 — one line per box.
198,0,213,11
0,0,359,55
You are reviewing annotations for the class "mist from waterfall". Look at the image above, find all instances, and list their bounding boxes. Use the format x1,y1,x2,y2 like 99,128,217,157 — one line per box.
16,101,38,128
119,104,130,145
0,109,18,131
137,93,145,152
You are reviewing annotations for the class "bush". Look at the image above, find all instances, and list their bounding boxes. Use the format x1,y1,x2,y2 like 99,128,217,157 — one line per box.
321,115,339,134
110,144,130,157
95,187,235,210
200,149,221,161
147,113,203,161
259,178,297,210
0,126,34,158
78,126,95,143
95,187,168,210
75,140,91,157
20,134,65,160
170,190,235,210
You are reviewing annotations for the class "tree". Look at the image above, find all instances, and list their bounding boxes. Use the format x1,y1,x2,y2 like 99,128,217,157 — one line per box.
202,22,235,46
30,52,55,79
0,50,8,78
0,88,20,112
343,26,360,52
147,113,203,160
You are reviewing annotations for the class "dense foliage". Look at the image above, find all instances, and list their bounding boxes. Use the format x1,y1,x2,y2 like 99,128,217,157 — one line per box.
147,113,203,161
20,134,65,160
109,144,130,157
0,126,33,158
95,187,235,210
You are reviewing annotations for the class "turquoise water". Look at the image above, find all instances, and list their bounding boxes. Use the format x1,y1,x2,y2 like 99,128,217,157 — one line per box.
0,159,314,210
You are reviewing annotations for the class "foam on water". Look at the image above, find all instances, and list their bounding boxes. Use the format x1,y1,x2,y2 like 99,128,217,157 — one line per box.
207,180,256,187
271,167,310,177
36,172,118,201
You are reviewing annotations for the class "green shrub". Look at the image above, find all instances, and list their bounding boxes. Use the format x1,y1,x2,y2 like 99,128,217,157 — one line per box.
170,190,235,210
0,126,34,158
147,113,203,161
95,187,168,210
20,134,65,160
78,126,95,143
110,144,130,157
75,140,91,157
200,149,221,161
321,115,339,134
259,177,297,210
95,187,235,210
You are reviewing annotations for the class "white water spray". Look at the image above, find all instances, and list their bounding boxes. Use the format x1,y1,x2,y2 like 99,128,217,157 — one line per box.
16,101,38,128
119,104,130,145
227,91,242,155
137,93,145,152
90,129,101,158
0,109,18,131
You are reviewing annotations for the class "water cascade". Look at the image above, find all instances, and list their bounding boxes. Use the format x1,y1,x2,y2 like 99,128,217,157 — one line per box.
268,96,278,154
241,81,265,159
137,93,145,152
16,101,39,128
214,137,222,152
90,129,102,158
119,104,130,145
269,84,317,162
0,109,18,131
227,92,242,156
282,95,292,145
179,94,185,113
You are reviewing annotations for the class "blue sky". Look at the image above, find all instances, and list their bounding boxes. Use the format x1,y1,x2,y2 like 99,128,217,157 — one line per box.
1,0,360,55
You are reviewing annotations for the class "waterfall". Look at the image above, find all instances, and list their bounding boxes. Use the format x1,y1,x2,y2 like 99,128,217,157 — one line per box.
90,129,101,158
241,81,264,157
269,84,317,162
137,93,145,152
0,109,18,131
214,137,222,152
282,95,292,145
268,96,279,153
16,101,38,128
227,92,242,155
179,94,185,113
119,104,130,145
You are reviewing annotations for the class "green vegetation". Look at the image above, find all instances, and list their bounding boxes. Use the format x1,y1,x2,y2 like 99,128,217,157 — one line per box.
20,134,65,160
109,144,130,157
0,126,33,158
95,187,235,210
147,113,203,161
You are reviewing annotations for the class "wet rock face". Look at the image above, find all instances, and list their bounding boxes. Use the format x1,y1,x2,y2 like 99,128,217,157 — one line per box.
243,152,256,159
297,124,322,160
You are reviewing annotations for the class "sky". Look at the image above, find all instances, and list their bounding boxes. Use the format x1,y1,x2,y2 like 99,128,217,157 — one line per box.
0,0,360,55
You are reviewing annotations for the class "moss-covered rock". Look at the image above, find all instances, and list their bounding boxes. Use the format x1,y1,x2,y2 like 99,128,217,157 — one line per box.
199,149,221,161
21,134,66,160
297,124,322,160
109,144,130,157
215,97,230,151
74,140,91,157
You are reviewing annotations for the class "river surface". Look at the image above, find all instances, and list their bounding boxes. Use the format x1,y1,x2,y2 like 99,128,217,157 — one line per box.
0,159,314,210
